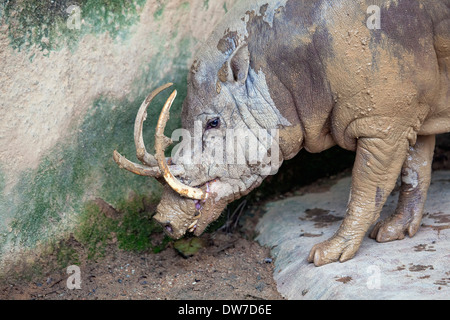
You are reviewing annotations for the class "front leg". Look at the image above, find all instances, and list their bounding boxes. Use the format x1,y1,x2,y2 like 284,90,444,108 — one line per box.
370,135,435,242
308,136,410,266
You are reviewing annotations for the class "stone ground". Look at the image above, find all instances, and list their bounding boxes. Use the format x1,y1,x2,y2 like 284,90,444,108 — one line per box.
256,171,450,300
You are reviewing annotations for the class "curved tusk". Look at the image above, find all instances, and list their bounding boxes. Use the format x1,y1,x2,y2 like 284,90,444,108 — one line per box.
135,83,173,167
155,90,207,200
113,150,185,177
113,150,161,177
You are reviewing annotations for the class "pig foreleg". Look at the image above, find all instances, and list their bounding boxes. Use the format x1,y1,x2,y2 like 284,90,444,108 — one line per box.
370,135,435,242
308,134,411,266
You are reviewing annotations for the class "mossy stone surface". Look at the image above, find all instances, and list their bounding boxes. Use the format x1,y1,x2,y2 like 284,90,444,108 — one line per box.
0,0,227,271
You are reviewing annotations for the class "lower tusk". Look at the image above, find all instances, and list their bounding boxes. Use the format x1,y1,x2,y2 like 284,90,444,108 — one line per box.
188,220,198,232
194,210,202,219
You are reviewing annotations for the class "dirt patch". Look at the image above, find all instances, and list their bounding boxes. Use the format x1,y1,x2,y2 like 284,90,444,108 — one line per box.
0,231,282,300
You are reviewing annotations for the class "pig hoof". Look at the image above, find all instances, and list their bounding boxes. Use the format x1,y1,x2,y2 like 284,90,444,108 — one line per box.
370,216,421,243
307,235,360,267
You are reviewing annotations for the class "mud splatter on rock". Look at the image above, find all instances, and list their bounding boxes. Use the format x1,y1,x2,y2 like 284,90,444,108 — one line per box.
434,272,450,287
409,264,434,272
428,212,450,224
413,243,436,252
300,208,342,228
395,265,406,271
335,276,352,284
299,232,323,238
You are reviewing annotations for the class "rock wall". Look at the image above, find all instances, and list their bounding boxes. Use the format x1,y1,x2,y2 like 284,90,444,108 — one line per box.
0,0,238,272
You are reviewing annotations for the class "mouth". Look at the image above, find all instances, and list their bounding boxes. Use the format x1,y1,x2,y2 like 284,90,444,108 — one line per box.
188,180,215,233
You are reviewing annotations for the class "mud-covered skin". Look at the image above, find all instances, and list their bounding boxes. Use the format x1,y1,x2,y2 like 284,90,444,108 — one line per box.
155,0,450,266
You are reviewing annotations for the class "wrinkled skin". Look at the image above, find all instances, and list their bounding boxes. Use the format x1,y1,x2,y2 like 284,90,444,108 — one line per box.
150,0,450,266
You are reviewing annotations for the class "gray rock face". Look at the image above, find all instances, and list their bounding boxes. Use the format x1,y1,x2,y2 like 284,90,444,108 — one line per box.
256,171,450,300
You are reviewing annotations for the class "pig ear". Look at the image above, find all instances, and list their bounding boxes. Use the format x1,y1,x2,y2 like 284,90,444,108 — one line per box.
230,45,250,83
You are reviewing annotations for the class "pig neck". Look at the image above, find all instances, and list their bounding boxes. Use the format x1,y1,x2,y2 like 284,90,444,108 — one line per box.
243,3,336,157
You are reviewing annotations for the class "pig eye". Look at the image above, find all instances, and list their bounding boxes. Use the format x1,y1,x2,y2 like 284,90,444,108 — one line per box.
206,117,220,130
